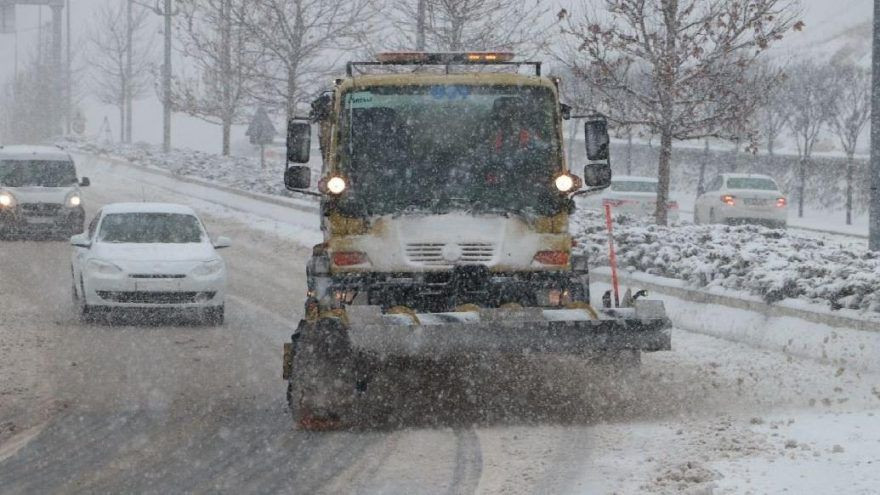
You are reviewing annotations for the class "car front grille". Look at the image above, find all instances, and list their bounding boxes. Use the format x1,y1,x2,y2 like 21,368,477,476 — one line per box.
405,242,496,266
21,203,63,216
96,291,215,304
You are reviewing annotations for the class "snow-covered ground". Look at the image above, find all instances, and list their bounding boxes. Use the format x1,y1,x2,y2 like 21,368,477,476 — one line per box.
574,210,880,318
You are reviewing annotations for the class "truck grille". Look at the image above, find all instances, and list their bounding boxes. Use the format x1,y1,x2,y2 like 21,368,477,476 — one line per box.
21,203,62,216
96,291,214,304
405,242,496,266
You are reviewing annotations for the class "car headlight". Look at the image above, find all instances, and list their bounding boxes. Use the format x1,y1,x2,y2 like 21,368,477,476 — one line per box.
192,259,224,276
66,194,82,207
0,192,14,207
87,259,123,275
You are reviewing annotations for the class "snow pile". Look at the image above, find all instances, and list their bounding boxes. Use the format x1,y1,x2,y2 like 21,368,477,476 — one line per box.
60,137,318,202
574,212,880,315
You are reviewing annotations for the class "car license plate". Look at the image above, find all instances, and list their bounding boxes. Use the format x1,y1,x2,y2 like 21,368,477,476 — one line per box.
26,216,55,224
744,198,768,207
135,280,181,291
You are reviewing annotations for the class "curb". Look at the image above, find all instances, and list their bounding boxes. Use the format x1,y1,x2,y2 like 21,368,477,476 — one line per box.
591,268,879,333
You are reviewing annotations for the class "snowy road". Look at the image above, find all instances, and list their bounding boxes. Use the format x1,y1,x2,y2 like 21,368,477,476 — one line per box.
1,156,879,494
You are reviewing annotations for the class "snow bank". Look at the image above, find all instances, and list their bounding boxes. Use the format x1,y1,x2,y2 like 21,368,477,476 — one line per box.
60,137,319,203
575,212,880,316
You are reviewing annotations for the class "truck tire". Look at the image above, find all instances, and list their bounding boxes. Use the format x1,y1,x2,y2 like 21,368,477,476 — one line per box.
286,318,362,430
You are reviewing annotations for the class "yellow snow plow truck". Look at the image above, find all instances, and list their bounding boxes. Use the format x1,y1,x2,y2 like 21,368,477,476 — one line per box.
282,52,671,428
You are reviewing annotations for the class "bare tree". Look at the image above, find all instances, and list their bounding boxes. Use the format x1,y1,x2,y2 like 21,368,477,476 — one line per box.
558,0,800,225
88,2,154,143
388,0,554,53
236,0,376,122
784,62,837,218
172,0,264,155
828,64,871,225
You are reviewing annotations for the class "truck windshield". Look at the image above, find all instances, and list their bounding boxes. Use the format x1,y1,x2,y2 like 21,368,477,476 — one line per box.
0,160,77,187
338,84,563,215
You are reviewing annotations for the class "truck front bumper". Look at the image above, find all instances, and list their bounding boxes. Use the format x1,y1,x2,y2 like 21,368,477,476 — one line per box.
330,300,671,358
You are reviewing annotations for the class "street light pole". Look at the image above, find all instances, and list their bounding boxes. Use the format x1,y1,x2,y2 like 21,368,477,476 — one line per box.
162,0,172,152
871,0,880,251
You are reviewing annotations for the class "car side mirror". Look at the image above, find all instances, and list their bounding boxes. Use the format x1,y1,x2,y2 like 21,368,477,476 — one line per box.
284,165,311,190
583,162,612,188
287,120,311,163
584,117,610,161
70,233,91,248
213,236,231,249
79,177,90,187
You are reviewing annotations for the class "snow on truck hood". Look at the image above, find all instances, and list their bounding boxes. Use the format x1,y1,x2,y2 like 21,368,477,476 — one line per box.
91,242,217,262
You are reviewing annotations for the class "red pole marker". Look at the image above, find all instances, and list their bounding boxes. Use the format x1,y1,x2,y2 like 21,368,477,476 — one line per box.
604,203,620,307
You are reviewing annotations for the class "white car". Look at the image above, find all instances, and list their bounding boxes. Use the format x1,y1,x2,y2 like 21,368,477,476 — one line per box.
70,203,230,325
582,175,680,222
694,173,788,228
0,145,89,238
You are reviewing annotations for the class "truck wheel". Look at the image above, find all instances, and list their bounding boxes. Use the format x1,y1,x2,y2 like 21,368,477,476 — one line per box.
287,318,361,430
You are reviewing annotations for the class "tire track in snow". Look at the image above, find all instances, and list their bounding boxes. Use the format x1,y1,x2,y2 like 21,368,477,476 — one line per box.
449,428,483,495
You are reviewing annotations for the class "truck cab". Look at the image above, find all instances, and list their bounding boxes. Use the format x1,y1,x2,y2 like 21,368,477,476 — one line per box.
0,145,89,239
285,52,610,313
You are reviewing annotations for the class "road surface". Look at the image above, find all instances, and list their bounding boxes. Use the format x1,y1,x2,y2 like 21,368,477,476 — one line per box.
1,156,879,494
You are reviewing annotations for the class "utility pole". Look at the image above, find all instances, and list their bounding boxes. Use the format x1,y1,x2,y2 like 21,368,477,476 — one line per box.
416,0,426,50
65,0,70,134
125,0,132,143
162,0,172,152
871,0,880,250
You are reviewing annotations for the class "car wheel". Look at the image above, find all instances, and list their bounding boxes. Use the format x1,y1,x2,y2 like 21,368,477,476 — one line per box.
206,305,224,326
78,277,93,322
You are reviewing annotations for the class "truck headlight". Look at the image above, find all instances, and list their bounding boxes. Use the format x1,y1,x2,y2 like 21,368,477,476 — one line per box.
67,194,82,207
192,259,224,276
555,174,575,192
88,259,123,275
326,176,347,195
0,192,14,207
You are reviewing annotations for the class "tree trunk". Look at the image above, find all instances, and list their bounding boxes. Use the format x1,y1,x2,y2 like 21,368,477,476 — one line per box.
222,117,231,156
696,139,708,196
655,128,673,226
221,0,232,156
118,102,125,144
625,131,633,175
260,143,266,169
846,153,854,225
798,157,806,218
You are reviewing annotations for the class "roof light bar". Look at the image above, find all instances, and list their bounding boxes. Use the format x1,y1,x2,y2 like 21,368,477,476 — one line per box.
349,52,539,76
375,52,515,64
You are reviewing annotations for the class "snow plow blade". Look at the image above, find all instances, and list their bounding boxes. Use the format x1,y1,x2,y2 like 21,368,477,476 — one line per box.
338,300,671,358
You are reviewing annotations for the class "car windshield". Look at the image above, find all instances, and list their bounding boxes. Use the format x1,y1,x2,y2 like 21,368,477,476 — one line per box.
611,180,657,193
726,178,778,191
0,160,77,187
337,84,564,216
98,213,204,243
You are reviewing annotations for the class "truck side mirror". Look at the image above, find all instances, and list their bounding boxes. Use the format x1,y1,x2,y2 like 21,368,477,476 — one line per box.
284,166,311,190
287,121,311,163
583,162,612,188
584,118,610,161
79,177,90,187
